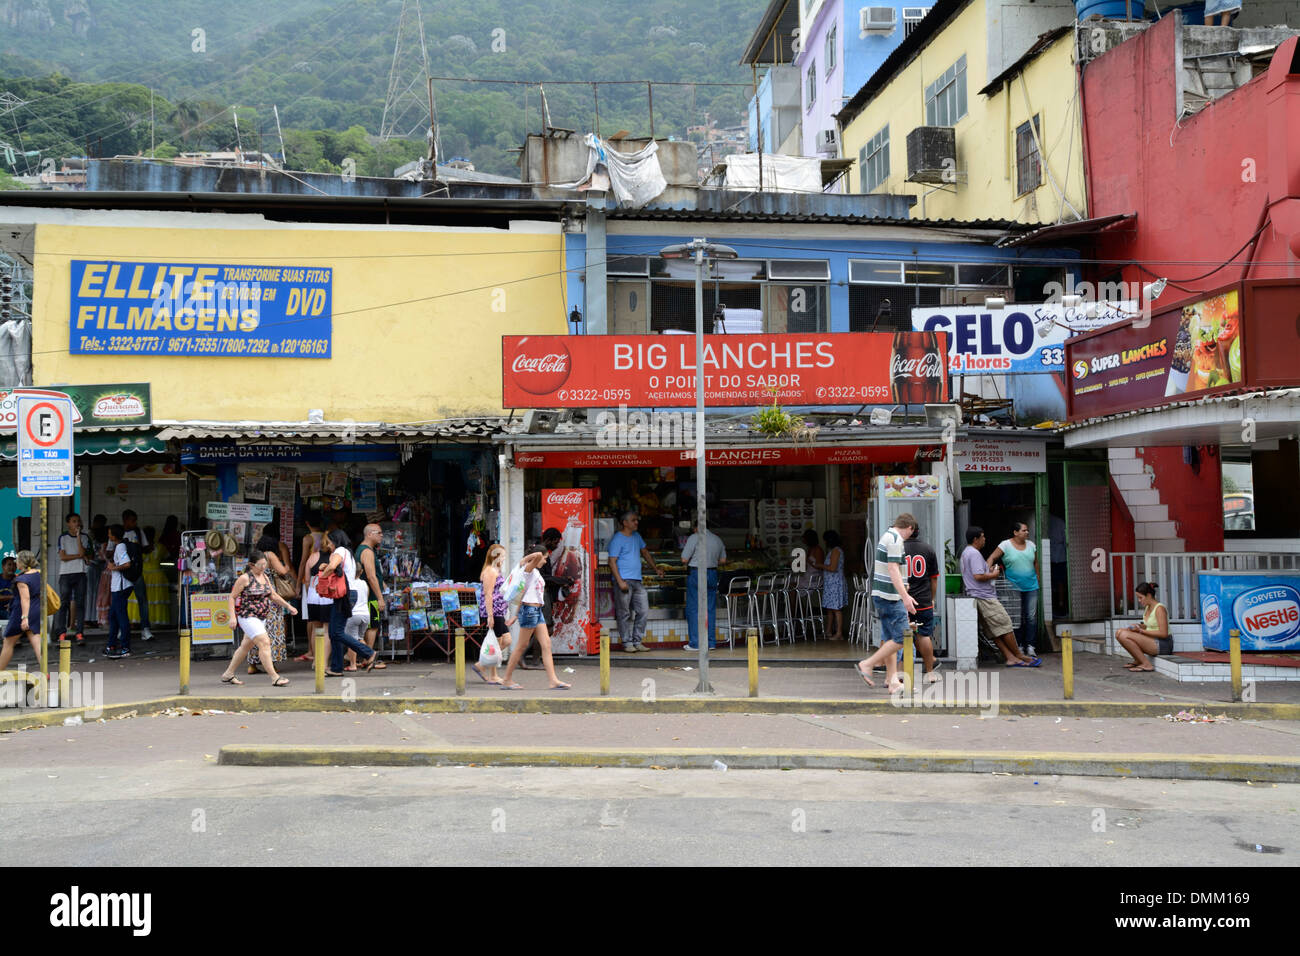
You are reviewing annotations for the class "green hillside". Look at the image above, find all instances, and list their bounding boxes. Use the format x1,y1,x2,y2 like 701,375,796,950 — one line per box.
1,0,766,177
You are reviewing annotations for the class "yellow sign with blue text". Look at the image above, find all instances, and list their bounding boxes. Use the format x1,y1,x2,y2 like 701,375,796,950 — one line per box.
33,223,568,422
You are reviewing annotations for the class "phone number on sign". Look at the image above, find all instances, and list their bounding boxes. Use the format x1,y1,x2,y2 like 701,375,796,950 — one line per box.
814,385,891,400
556,388,633,402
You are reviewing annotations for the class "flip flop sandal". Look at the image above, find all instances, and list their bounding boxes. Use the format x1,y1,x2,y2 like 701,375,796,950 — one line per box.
293,653,313,663
364,654,386,671
499,682,524,690
221,675,243,685
271,677,290,686
852,663,875,688
550,682,572,690
324,670,344,677
471,664,490,684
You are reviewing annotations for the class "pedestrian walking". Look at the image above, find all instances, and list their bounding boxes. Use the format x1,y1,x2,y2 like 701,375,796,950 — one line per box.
0,551,43,671
472,543,512,685
530,526,570,668
317,530,381,676
608,510,661,652
84,514,108,627
681,517,726,650
497,548,571,690
818,529,847,640
294,510,328,664
0,556,16,619
853,514,918,692
989,521,1040,656
54,512,92,643
353,523,387,661
121,509,153,641
219,549,299,687
961,527,1038,667
901,521,940,681
1115,582,1171,672
248,531,292,675
104,524,134,659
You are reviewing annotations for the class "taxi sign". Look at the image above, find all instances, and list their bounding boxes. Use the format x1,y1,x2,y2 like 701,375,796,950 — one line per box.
17,392,75,497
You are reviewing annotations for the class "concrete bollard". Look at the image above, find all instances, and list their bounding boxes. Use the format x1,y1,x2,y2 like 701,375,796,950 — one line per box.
58,640,72,708
455,628,466,696
599,630,610,696
1061,628,1074,700
315,632,326,694
902,626,915,694
747,628,759,698
1229,628,1243,702
178,628,191,696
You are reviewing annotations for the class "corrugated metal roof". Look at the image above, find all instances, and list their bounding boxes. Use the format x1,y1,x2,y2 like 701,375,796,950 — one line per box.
740,0,799,66
996,213,1136,249
156,419,505,442
1062,388,1300,431
609,203,1021,231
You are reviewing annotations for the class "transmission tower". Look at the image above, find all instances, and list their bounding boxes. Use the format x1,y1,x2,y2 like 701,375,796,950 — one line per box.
380,0,433,142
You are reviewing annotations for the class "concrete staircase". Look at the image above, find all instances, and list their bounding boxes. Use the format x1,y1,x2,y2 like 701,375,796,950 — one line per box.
1107,447,1184,552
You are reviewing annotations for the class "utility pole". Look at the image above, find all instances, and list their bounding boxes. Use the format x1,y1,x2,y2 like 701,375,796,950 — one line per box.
273,105,287,166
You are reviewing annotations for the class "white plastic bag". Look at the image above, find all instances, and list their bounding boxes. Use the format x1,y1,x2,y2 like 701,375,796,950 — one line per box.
501,565,527,607
478,631,502,667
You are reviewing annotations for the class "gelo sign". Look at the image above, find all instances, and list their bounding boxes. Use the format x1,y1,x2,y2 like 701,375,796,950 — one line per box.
1232,585,1300,644
912,302,1133,374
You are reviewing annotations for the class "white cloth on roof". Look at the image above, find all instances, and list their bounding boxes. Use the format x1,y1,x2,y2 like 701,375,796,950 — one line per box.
553,134,667,208
721,154,823,193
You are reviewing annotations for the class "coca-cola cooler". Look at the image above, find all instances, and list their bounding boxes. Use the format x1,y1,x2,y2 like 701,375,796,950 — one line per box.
540,488,602,655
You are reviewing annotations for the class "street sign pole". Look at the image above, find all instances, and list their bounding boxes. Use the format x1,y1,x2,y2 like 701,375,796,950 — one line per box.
16,392,76,708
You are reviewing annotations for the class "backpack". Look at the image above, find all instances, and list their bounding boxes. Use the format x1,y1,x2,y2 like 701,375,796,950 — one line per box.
121,538,144,584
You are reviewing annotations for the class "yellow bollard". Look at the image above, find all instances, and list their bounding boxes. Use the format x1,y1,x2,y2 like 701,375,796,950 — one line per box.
1229,628,1243,702
315,631,326,694
58,640,71,708
747,629,759,698
902,626,915,695
1061,628,1074,700
599,630,610,696
178,629,191,696
455,628,466,696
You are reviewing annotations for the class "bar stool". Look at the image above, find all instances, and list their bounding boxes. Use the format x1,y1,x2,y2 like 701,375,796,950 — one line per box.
806,571,825,640
753,573,780,645
773,572,797,644
720,576,756,649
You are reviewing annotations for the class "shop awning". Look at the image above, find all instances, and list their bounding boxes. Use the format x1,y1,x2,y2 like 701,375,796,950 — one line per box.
995,212,1136,248
155,418,505,443
1062,388,1300,449
0,431,167,461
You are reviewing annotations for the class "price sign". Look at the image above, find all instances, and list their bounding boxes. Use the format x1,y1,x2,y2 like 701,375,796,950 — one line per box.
17,393,75,497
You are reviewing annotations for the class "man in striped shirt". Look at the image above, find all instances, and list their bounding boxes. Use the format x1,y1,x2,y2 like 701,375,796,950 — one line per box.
853,513,918,693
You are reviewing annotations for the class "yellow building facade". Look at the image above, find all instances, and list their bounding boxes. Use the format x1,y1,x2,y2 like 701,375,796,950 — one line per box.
31,217,568,423
839,5,1086,226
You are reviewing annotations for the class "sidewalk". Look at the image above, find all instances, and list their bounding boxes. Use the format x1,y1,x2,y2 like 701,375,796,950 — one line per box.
11,628,1300,702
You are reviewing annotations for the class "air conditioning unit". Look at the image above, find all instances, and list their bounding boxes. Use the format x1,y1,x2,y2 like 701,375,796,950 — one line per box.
860,6,897,35
906,126,957,185
903,6,930,35
815,128,838,153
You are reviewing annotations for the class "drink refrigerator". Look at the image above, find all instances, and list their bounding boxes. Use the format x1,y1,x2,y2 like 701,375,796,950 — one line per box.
869,474,951,653
540,488,601,655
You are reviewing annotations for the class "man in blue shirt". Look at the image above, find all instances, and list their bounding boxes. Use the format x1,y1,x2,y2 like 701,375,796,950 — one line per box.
608,510,661,652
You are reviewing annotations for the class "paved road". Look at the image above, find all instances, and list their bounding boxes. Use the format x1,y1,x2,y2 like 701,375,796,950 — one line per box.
2,713,1296,866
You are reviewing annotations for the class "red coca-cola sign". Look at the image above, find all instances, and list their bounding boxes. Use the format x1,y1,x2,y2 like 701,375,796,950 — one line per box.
890,331,946,405
545,490,587,506
502,333,948,407
509,338,572,395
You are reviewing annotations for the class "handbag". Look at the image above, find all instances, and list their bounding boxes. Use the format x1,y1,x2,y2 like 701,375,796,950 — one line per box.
273,570,299,601
45,582,61,616
315,568,348,600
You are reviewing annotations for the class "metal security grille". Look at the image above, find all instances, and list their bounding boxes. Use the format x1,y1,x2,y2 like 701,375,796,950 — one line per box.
1065,462,1111,620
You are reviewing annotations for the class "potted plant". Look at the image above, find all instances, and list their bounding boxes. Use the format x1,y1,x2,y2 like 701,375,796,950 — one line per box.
945,543,963,595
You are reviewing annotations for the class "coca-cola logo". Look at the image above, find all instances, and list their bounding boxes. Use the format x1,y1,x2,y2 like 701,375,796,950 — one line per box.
510,339,572,394
892,351,944,378
546,491,586,505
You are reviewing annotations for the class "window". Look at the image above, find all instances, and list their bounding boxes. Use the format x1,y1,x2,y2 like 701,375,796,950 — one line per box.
767,285,828,333
625,258,829,334
1015,115,1042,196
904,262,956,285
849,260,904,284
768,259,830,280
807,62,817,109
848,285,942,332
957,263,1011,287
925,55,967,127
608,255,650,276
859,124,890,193
825,25,837,75
903,7,930,36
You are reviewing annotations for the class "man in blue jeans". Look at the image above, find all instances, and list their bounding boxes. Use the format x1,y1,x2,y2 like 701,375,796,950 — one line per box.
853,512,918,692
608,511,660,652
680,517,726,650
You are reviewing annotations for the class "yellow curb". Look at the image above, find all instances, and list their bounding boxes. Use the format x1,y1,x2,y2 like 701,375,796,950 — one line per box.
4,694,1299,732
216,744,1300,782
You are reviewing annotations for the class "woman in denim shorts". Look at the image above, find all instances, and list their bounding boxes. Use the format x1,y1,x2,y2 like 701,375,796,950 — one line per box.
497,548,571,690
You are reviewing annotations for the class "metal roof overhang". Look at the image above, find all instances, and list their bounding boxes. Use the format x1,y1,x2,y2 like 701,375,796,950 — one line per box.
996,213,1137,248
156,419,504,444
1062,389,1300,449
740,0,800,66
503,424,952,450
